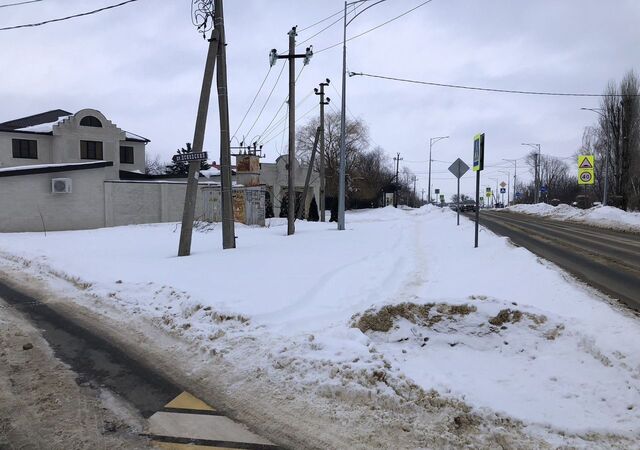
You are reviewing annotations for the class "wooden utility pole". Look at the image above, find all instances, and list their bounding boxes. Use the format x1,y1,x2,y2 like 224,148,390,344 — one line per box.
314,79,330,222
215,0,236,249
178,13,220,257
393,152,402,207
269,27,313,235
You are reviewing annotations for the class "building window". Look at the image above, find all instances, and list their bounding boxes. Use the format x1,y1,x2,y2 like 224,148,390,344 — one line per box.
80,140,103,160
12,139,38,159
120,146,134,164
80,116,102,127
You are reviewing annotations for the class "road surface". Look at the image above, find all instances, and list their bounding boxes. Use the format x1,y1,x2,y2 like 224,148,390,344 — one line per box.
0,280,279,450
470,210,640,311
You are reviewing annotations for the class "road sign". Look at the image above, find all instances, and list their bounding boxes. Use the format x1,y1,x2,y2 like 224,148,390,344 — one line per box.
486,191,492,198
473,134,485,171
448,158,470,179
578,155,594,169
500,188,506,194
173,151,208,163
486,187,491,192
500,181,507,188
439,194,445,203
579,171,594,184
540,185,548,194
515,192,522,198
435,189,440,195
578,155,595,185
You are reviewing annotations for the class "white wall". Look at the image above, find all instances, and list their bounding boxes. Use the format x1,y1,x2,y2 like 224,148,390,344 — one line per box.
0,132,53,168
0,167,107,232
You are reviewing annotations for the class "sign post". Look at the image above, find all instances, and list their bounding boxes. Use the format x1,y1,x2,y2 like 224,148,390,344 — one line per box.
473,133,485,248
448,158,470,226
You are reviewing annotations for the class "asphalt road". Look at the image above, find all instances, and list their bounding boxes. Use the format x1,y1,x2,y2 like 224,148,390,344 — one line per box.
469,210,640,311
0,281,279,449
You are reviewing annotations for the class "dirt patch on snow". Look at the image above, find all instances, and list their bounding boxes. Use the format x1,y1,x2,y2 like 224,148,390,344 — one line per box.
352,302,477,333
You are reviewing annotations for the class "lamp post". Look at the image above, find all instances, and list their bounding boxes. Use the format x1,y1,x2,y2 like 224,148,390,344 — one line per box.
338,0,388,230
427,136,449,203
521,143,541,203
581,107,609,206
489,177,499,207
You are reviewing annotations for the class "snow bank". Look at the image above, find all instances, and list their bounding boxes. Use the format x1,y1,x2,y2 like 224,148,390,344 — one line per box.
0,208,639,446
505,203,640,232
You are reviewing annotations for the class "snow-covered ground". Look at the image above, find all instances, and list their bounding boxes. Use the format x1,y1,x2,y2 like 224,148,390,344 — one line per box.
503,203,640,232
0,206,639,448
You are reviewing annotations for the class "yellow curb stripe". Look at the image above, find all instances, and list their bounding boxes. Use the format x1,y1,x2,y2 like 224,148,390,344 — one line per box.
165,391,215,411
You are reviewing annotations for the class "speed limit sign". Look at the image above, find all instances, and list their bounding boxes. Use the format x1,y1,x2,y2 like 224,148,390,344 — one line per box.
579,171,593,184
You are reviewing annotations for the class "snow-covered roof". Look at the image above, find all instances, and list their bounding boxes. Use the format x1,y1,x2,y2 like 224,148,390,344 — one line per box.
15,116,71,133
0,161,107,173
199,168,221,178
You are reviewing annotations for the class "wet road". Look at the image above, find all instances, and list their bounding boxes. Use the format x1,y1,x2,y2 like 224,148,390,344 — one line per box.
470,210,640,311
0,280,279,449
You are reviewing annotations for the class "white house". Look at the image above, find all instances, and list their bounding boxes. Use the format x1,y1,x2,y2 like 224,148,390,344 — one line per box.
0,108,265,232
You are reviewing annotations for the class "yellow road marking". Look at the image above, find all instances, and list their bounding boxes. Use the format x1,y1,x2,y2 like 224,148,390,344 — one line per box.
164,391,215,411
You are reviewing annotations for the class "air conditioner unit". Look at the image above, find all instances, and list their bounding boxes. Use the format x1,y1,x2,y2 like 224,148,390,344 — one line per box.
51,178,72,194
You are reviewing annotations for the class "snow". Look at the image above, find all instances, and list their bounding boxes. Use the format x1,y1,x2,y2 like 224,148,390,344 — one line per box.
0,206,638,445
199,168,221,178
0,161,107,173
15,116,71,133
504,203,640,232
124,131,149,142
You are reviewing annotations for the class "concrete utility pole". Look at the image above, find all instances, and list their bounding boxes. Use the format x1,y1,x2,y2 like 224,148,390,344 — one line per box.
215,0,236,250
314,79,330,222
421,189,425,203
179,1,221,257
428,136,449,203
269,28,313,235
522,143,541,203
393,152,402,207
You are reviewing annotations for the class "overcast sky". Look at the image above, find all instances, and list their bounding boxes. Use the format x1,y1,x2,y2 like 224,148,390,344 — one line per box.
1,0,638,198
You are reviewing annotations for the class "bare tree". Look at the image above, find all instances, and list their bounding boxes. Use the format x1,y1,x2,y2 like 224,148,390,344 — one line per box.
145,154,166,175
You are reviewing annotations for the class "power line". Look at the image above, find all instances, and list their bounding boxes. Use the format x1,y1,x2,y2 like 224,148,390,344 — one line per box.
231,66,272,143
0,0,141,31
0,0,42,8
350,72,638,97
297,8,344,33
243,62,286,141
315,0,434,54
297,14,344,47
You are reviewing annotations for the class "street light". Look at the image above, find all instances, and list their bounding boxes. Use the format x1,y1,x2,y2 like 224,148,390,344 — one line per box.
427,136,449,203
581,107,609,206
338,0,388,230
521,143,541,203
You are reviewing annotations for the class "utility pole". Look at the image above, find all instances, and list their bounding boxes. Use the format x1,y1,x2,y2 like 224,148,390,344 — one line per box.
421,189,425,204
269,28,313,235
215,0,236,249
522,143,541,203
393,153,402,207
428,136,449,203
503,158,518,204
412,175,417,207
179,0,236,256
314,79,330,222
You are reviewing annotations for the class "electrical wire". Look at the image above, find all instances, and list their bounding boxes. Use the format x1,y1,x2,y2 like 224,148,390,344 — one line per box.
231,66,272,143
297,8,344,33
0,0,42,8
259,91,314,143
243,62,286,141
315,0,433,54
0,0,141,31
297,14,344,47
262,104,318,146
350,72,639,97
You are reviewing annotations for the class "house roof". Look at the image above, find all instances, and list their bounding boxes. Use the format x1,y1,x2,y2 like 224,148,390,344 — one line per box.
0,161,113,178
0,109,72,131
0,109,150,143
